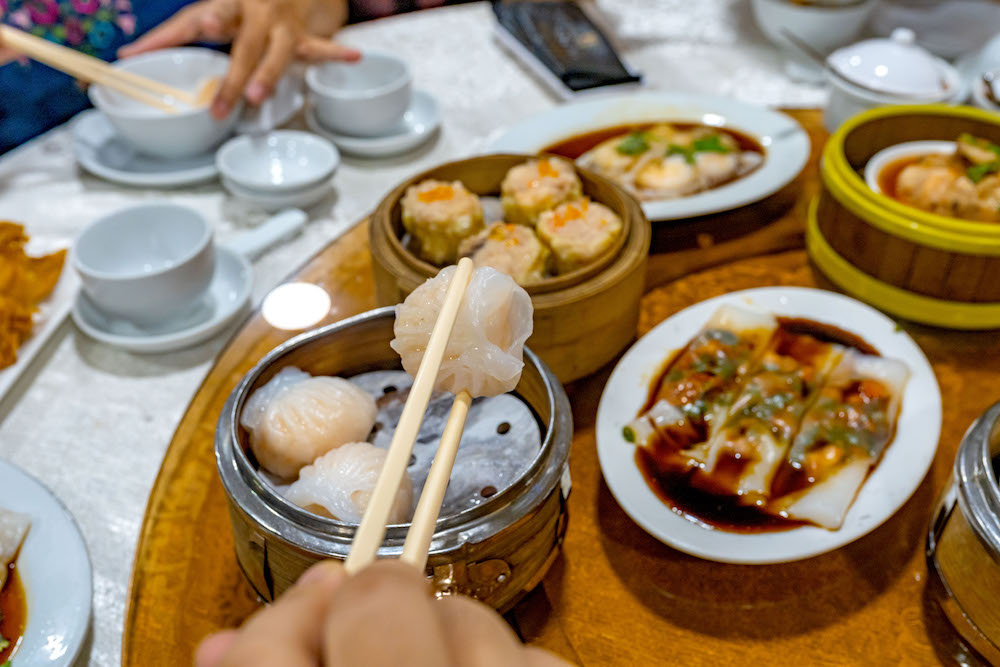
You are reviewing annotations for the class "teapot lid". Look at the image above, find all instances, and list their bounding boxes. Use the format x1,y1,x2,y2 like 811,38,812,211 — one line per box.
828,28,950,97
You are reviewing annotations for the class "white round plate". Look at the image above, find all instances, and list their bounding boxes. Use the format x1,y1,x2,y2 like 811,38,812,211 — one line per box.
488,92,811,222
221,176,332,213
864,140,955,194
71,246,251,353
0,459,91,666
305,90,441,158
215,130,339,193
595,287,942,564
72,109,218,188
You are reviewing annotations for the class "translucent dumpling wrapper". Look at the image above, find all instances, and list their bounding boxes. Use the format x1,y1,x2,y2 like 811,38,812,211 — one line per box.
0,507,29,589
283,442,414,524
391,265,533,398
240,367,378,479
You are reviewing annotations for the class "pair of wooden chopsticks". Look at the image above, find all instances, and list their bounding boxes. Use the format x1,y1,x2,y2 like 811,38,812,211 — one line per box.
0,25,212,113
345,258,476,573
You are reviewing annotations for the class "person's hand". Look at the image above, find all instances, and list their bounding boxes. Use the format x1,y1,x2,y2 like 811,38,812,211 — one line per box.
195,559,572,667
117,0,359,119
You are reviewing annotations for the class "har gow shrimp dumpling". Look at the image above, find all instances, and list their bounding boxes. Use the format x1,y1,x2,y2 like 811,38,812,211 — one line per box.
401,179,485,265
283,442,413,524
501,157,583,226
391,265,533,398
240,367,377,479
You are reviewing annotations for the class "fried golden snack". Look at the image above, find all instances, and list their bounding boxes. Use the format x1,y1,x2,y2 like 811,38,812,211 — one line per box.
0,222,66,370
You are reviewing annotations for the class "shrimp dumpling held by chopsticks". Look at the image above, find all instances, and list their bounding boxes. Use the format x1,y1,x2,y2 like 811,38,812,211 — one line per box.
283,442,414,524
390,265,533,398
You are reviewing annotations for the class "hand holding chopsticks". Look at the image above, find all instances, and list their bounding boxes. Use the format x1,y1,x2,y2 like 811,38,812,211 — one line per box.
345,258,476,574
0,25,204,113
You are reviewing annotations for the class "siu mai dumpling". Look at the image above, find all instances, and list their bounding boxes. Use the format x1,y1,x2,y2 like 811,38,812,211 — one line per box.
391,265,533,398
284,442,413,524
458,222,550,286
241,367,377,479
501,158,582,226
0,507,29,589
535,199,623,274
401,180,485,265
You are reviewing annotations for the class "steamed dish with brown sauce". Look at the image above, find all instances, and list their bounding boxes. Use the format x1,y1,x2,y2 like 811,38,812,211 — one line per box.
242,266,539,523
880,134,1000,223
623,305,909,531
0,508,28,663
400,158,623,287
546,123,764,201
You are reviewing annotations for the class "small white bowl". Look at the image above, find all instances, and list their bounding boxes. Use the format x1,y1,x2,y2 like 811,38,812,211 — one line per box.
306,52,412,137
864,140,956,194
222,176,332,212
750,0,876,56
90,48,241,159
216,131,339,193
71,203,216,326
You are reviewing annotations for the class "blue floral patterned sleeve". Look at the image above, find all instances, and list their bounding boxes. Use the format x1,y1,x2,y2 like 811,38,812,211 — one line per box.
0,0,196,154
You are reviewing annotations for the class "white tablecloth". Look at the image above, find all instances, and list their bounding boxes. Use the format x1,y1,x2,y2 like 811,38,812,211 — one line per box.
0,2,825,664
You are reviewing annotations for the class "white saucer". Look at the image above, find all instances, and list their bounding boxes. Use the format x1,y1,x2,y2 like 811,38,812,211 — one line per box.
72,109,219,188
0,459,92,666
71,246,252,353
305,90,441,158
222,176,333,212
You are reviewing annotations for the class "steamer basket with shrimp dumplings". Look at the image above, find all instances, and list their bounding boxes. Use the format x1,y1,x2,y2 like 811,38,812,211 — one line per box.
370,154,651,383
215,307,572,610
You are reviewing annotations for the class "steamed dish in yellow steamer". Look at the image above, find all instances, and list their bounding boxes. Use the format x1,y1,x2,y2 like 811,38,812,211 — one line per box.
457,222,550,286
401,180,485,264
500,157,583,225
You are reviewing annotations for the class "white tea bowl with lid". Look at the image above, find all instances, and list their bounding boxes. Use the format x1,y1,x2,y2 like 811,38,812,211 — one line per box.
824,28,963,132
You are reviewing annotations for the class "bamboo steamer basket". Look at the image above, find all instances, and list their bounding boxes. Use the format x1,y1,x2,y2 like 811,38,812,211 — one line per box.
370,153,651,383
926,401,1000,665
808,104,1000,329
215,307,572,612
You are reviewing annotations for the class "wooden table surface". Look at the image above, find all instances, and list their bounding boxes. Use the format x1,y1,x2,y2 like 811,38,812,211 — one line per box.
122,110,998,665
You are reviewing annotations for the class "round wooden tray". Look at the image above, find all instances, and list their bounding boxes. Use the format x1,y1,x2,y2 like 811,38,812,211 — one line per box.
122,111,996,665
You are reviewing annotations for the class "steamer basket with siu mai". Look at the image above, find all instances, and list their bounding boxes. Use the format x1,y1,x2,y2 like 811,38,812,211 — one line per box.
215,307,572,610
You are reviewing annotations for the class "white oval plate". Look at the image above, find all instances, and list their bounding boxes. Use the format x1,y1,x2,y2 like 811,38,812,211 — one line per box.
864,140,956,194
488,92,811,221
595,287,942,564
0,460,91,666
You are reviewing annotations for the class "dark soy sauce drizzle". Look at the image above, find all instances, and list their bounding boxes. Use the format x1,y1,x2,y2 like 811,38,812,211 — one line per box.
0,563,26,663
543,122,765,161
635,317,880,534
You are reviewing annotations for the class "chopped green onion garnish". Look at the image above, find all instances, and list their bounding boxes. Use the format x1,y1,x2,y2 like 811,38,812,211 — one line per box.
616,132,650,156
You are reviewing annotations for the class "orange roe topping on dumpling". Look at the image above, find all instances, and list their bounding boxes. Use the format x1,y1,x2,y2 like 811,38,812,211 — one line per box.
551,200,589,228
537,159,559,178
417,184,456,203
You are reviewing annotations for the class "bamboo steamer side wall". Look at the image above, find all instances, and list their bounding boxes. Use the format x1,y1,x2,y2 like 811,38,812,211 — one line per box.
817,187,1000,303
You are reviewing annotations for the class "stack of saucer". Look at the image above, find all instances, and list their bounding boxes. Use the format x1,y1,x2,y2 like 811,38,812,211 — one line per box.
217,130,339,211
304,53,441,158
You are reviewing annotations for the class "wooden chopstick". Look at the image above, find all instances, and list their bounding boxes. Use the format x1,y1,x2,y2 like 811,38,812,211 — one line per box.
0,26,194,111
400,390,472,570
345,258,475,574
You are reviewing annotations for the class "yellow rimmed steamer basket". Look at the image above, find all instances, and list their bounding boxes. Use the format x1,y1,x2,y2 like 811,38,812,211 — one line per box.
216,308,573,612
809,104,1000,329
369,154,652,383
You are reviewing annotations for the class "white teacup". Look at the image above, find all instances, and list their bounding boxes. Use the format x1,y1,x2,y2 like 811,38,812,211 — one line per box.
89,48,241,159
72,203,216,327
306,52,412,137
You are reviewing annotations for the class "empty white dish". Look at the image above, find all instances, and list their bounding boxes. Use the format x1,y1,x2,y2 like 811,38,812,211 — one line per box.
216,130,339,193
72,110,218,188
89,47,241,159
0,459,92,667
306,52,412,137
304,90,441,158
72,203,216,327
221,176,332,212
